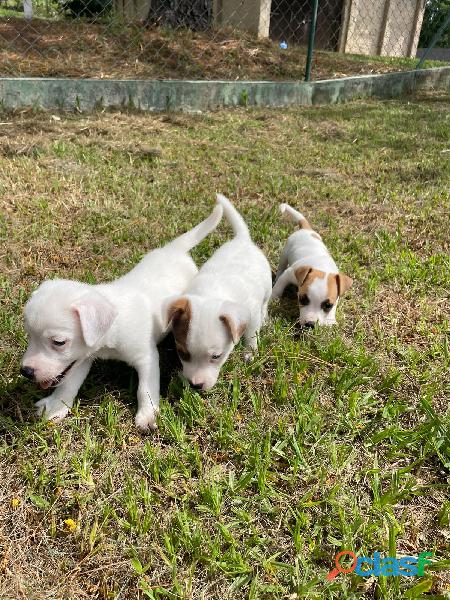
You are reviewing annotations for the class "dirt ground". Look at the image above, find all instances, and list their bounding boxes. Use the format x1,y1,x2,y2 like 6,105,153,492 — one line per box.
0,17,443,81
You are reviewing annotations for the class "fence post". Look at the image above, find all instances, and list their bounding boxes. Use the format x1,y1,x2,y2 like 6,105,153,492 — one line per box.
305,0,319,82
416,11,450,69
23,0,33,19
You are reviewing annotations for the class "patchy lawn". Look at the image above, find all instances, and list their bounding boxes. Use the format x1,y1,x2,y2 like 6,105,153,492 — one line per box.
0,17,447,81
0,92,449,599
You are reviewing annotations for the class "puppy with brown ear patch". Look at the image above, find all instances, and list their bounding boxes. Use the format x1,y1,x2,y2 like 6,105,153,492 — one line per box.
163,194,272,392
271,203,353,328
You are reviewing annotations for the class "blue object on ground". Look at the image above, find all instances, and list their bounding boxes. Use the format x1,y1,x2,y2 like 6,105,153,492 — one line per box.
279,41,288,50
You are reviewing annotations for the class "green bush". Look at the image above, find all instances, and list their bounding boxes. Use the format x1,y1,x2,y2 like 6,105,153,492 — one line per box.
419,0,450,47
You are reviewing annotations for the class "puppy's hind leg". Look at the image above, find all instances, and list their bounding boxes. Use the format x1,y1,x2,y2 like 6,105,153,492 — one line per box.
35,359,92,422
135,342,160,431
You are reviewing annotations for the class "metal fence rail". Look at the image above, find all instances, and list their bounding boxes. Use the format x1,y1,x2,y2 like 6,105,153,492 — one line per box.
0,0,448,82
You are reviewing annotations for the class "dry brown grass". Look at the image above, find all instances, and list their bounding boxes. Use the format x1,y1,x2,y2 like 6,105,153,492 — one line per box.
0,17,439,81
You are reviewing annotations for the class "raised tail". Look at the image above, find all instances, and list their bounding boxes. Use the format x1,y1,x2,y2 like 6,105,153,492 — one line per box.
216,194,250,238
169,204,223,252
279,203,312,230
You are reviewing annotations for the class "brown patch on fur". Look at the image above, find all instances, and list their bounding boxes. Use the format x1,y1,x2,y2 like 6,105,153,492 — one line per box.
295,266,326,291
326,273,353,301
167,297,191,348
311,232,322,241
298,217,312,230
175,342,191,361
336,273,353,296
294,266,312,287
326,274,339,304
220,314,246,344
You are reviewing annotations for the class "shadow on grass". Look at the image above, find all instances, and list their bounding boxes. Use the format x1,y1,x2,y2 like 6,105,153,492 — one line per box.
268,283,321,342
0,333,182,433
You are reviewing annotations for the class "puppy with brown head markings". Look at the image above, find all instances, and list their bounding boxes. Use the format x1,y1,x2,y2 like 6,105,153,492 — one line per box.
163,194,272,392
271,203,353,328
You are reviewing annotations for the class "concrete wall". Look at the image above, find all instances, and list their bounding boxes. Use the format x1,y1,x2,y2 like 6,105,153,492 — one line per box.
1,68,448,112
340,0,381,55
213,0,272,38
340,0,426,58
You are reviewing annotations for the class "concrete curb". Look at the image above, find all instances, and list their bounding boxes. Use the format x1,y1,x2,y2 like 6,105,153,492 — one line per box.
0,67,449,112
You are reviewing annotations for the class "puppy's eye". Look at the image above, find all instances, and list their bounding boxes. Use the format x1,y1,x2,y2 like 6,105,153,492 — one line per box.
211,353,222,360
321,300,334,312
52,340,66,347
298,295,309,306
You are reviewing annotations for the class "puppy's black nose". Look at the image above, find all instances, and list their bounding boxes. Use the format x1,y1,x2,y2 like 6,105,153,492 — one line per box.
20,366,35,380
303,321,316,329
189,381,203,391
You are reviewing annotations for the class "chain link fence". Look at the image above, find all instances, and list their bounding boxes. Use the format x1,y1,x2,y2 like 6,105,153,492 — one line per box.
0,0,448,81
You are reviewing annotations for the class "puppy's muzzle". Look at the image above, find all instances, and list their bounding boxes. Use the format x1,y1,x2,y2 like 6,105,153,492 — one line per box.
189,381,204,392
21,366,35,380
302,321,316,330
23,361,77,390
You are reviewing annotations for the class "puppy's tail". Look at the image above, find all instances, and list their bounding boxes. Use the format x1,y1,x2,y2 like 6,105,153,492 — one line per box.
216,193,250,238
169,204,223,252
279,203,312,230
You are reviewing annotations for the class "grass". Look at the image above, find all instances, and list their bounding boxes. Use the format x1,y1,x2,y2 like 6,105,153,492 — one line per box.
0,17,447,81
0,91,449,599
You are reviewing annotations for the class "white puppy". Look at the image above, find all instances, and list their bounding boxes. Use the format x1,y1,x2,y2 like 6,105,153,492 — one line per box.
271,203,353,327
163,194,272,391
21,205,223,430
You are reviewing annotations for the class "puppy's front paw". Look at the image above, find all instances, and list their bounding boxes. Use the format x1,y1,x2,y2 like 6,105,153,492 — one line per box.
35,397,70,422
135,409,158,432
243,351,254,364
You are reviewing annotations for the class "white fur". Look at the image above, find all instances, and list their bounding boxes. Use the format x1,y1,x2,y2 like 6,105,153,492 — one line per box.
22,205,223,429
164,194,272,391
272,203,343,326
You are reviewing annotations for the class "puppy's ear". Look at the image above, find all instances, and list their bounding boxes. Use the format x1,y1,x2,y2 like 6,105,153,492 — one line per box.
336,273,353,296
163,296,191,330
294,266,312,287
72,292,117,347
219,301,250,344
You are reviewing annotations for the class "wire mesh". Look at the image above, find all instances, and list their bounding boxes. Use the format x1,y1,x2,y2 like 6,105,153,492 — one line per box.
0,0,448,81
